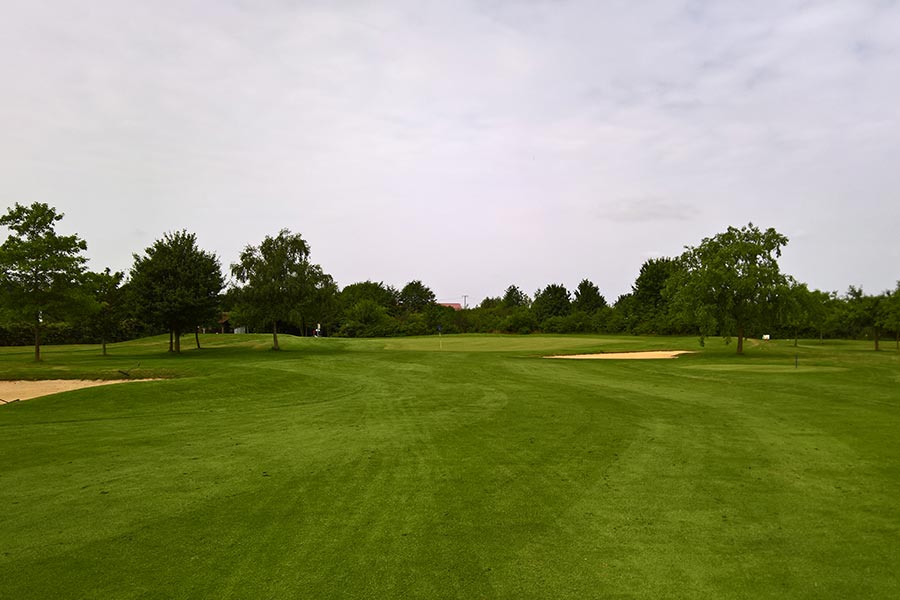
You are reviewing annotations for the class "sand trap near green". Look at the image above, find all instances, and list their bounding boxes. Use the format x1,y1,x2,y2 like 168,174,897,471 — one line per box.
0,379,158,402
545,350,695,359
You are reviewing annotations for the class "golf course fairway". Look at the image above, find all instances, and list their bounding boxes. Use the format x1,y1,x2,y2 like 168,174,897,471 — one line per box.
1,334,898,598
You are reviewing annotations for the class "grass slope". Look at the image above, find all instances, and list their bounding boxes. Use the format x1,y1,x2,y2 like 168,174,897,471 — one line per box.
1,334,898,598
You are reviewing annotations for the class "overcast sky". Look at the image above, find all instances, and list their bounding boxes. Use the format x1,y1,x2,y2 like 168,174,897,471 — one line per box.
2,0,899,305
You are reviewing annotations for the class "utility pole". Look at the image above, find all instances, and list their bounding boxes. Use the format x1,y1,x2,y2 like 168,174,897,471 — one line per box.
462,295,468,309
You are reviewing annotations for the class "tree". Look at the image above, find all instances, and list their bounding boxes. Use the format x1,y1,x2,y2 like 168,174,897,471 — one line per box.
779,277,815,347
129,230,224,353
83,268,125,356
572,279,607,315
478,296,501,310
231,229,323,351
884,282,900,350
607,294,635,333
339,299,396,337
668,223,789,354
399,280,436,313
501,285,530,309
0,202,88,361
846,286,886,351
532,283,571,324
631,257,680,333
305,268,340,336
340,281,399,314
808,289,840,340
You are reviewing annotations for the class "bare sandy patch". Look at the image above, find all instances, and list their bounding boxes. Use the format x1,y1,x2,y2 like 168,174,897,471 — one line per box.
0,379,160,403
545,351,696,360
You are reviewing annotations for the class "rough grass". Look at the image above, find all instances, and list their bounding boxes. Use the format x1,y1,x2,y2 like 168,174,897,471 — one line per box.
1,334,898,598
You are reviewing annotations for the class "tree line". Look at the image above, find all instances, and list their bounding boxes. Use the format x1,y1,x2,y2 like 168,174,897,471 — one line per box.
1,203,898,359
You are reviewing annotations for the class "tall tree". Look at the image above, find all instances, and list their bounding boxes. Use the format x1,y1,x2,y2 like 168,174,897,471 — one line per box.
884,282,900,350
0,202,88,361
399,280,436,313
84,268,125,356
231,229,322,351
304,267,340,335
532,283,571,323
846,286,885,351
668,223,789,354
631,257,680,333
129,230,224,353
340,281,399,314
779,279,822,346
501,285,530,309
572,279,607,314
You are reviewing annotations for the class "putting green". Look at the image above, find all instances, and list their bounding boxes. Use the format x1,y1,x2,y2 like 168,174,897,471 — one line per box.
682,364,848,373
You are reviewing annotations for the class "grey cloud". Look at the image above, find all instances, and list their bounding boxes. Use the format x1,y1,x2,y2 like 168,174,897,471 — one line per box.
601,198,701,224
2,0,899,302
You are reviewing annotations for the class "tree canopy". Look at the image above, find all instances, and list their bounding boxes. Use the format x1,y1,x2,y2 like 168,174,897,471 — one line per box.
4,203,899,349
501,285,530,309
631,258,680,333
572,279,607,314
230,229,325,350
129,230,224,353
532,284,571,323
83,268,125,356
0,202,88,360
399,280,436,313
668,223,789,353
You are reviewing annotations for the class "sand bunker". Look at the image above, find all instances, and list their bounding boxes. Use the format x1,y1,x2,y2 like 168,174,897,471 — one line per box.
545,350,695,360
0,379,159,403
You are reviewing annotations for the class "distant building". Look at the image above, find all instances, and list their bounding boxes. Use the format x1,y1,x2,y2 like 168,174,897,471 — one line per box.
218,313,233,333
439,303,463,311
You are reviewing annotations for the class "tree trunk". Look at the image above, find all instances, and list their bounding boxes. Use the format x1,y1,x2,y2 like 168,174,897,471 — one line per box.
874,326,880,351
33,318,41,362
272,322,280,351
169,330,174,353
102,338,107,357
195,328,201,349
736,325,745,354
174,329,181,353
895,331,898,350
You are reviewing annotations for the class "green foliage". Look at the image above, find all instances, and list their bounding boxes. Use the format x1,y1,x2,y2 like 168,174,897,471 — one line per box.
606,294,635,333
478,296,501,310
398,280,436,313
340,281,399,315
501,306,537,334
501,285,530,309
129,230,224,353
885,283,900,348
307,269,340,335
230,229,331,349
668,223,789,353
845,285,887,350
532,284,571,324
338,299,398,337
631,257,681,333
572,279,607,314
0,202,88,360
82,268,126,355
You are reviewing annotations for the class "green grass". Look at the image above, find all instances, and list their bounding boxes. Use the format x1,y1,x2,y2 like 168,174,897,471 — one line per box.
1,334,898,598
